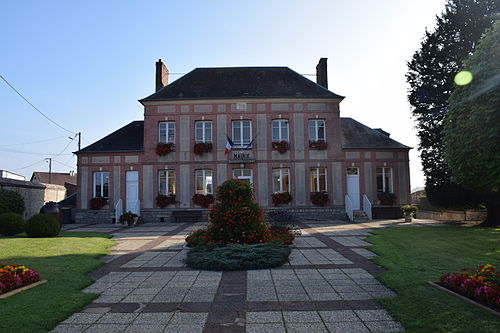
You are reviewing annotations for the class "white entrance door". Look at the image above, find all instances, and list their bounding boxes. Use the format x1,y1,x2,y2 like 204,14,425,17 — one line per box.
126,171,140,215
346,167,360,210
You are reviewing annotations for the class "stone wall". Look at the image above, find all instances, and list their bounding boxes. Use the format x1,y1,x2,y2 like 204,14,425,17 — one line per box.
0,179,45,219
75,209,114,224
417,209,486,223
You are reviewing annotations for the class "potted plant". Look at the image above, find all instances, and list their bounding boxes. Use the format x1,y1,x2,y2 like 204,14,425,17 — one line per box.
192,194,214,208
156,194,176,208
119,211,138,227
310,191,329,206
89,197,107,210
272,192,292,206
193,142,213,155
271,141,289,153
401,204,418,222
309,140,328,150
377,192,396,205
156,142,175,156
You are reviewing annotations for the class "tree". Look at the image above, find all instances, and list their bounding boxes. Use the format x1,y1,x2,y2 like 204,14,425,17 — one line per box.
406,0,498,194
444,21,500,226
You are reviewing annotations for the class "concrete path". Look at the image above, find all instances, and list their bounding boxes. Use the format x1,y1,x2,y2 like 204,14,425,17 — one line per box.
52,219,425,333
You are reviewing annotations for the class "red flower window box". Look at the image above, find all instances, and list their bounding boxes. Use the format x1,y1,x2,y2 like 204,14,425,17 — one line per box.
310,191,329,206
272,192,292,206
156,194,176,208
192,194,214,208
89,197,107,210
309,140,328,150
272,141,289,153
193,142,213,155
156,143,175,156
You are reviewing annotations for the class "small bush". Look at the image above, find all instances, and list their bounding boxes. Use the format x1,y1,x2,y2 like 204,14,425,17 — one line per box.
401,204,418,217
185,228,208,247
184,243,291,271
0,189,25,215
0,213,25,236
25,213,60,238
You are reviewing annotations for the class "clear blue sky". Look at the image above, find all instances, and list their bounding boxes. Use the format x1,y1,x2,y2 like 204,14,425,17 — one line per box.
0,0,445,189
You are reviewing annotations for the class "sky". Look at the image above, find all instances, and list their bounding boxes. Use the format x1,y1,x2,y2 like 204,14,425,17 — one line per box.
0,0,446,189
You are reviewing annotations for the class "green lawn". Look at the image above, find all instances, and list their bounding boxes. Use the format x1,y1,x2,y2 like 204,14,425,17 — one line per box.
368,226,500,333
0,232,115,333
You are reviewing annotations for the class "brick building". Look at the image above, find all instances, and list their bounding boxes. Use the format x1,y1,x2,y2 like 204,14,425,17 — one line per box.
75,59,411,223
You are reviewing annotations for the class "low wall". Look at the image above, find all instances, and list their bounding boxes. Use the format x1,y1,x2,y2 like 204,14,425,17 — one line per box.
417,209,486,222
75,206,348,224
0,179,45,219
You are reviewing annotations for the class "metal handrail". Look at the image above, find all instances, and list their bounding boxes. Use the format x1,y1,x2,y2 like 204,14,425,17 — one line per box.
345,194,354,221
115,199,123,224
363,194,372,220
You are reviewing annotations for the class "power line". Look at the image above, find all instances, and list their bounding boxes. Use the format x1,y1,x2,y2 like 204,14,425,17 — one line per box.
0,135,67,147
8,159,46,172
0,74,77,135
53,159,75,169
0,147,73,156
51,138,74,160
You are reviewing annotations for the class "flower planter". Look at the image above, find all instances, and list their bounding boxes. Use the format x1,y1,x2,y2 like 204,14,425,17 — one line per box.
272,141,289,153
309,140,327,150
192,194,214,208
89,197,107,210
193,142,213,155
0,280,48,299
156,143,175,156
156,194,176,208
272,192,292,206
310,192,329,206
428,281,500,318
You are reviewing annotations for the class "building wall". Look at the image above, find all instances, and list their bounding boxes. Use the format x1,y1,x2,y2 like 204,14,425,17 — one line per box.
76,98,411,220
0,182,45,219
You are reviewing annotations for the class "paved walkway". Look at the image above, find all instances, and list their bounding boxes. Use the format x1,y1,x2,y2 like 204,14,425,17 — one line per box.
52,219,432,333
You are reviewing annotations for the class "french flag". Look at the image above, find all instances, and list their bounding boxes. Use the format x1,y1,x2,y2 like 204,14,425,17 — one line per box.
224,136,234,155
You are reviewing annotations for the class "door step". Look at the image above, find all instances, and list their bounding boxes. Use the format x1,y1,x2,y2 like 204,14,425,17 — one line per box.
352,210,370,222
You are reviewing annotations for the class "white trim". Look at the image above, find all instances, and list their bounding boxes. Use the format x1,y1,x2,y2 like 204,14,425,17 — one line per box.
195,169,213,195
273,168,290,193
195,121,212,143
272,119,289,142
158,169,176,195
231,120,252,148
311,167,327,192
159,121,176,143
308,119,326,141
93,171,110,198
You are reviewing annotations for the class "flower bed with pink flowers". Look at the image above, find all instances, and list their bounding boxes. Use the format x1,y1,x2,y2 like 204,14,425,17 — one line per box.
439,264,500,312
0,264,41,295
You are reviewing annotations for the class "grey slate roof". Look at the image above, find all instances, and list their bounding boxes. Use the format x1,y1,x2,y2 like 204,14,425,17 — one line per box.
77,121,144,153
77,118,410,154
140,67,344,101
340,118,411,149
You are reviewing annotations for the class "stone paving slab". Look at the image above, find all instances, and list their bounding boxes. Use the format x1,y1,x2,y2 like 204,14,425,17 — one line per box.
52,221,405,332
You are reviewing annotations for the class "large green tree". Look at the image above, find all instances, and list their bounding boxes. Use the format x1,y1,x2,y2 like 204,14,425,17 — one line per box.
406,0,498,193
444,21,500,226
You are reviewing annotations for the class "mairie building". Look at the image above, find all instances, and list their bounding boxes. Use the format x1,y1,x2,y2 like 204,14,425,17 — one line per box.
75,58,411,223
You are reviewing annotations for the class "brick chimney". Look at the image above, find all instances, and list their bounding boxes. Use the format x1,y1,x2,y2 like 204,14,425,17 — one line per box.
155,59,169,92
316,58,328,89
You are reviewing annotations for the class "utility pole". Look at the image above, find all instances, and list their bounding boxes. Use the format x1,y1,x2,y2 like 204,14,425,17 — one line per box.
78,132,81,151
46,158,52,184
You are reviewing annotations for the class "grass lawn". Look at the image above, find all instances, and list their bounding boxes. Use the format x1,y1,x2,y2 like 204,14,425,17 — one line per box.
0,232,115,333
368,226,500,333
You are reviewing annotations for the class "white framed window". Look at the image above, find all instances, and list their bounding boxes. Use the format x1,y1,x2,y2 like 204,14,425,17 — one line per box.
308,119,326,141
311,167,327,192
159,122,175,143
195,170,213,194
272,168,290,193
233,168,253,184
195,121,212,143
159,170,175,195
376,167,393,193
93,172,110,198
272,119,289,142
232,120,252,147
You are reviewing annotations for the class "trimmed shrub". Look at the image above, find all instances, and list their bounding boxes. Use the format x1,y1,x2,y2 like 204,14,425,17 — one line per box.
0,189,25,215
185,243,291,271
426,183,481,208
0,213,25,236
25,213,60,238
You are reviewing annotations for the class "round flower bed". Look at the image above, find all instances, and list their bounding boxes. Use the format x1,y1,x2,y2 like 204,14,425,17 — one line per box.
439,264,500,312
0,264,41,295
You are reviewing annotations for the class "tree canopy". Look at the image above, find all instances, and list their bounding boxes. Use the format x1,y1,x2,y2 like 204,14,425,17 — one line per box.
406,0,498,190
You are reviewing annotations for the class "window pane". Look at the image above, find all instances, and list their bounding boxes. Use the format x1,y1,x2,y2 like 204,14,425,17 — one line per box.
282,169,289,192
205,171,213,194
311,168,318,191
159,123,167,143
102,172,109,198
282,121,289,141
272,169,280,193
168,170,175,194
243,124,251,144
195,123,203,142
376,167,384,192
272,126,280,141
167,123,175,143
205,122,212,142
195,171,203,193
319,168,326,192
159,170,167,195
317,121,325,140
309,121,316,141
233,122,241,145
